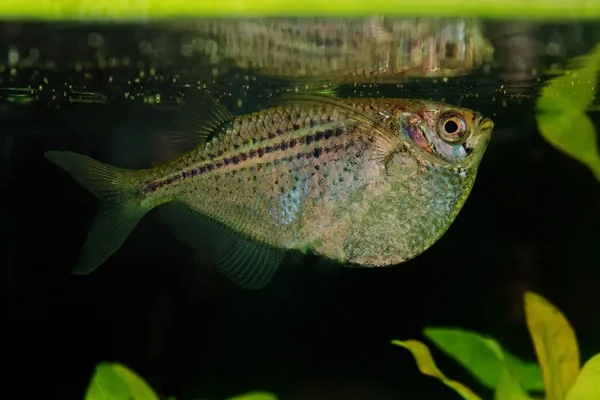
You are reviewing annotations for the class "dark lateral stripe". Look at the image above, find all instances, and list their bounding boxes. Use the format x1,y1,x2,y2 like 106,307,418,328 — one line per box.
142,126,351,194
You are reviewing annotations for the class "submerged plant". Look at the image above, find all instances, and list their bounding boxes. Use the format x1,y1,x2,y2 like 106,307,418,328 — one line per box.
83,361,278,400
535,44,600,182
392,291,600,400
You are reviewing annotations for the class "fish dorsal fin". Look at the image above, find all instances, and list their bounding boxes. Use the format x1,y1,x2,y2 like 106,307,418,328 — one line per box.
270,92,402,165
165,89,234,162
158,202,285,290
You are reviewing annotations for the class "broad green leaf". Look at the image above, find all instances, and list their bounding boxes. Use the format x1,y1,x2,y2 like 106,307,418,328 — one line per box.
504,352,545,393
535,44,600,182
391,339,482,400
85,363,128,400
422,327,503,389
524,291,580,400
537,111,600,181
565,354,600,400
494,365,534,400
423,327,544,392
536,45,599,112
85,362,159,400
226,391,279,400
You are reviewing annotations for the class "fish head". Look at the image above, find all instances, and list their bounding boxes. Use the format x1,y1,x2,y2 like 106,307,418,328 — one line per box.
436,20,495,74
386,19,494,77
393,100,494,169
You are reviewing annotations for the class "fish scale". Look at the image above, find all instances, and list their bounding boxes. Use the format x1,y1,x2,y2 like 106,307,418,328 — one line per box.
45,92,493,289
141,108,372,248
140,103,360,196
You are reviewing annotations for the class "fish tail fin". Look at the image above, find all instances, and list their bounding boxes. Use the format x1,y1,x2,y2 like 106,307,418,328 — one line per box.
45,150,152,275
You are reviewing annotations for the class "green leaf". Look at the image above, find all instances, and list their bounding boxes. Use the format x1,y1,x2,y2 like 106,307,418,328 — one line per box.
391,339,483,400
423,327,544,392
85,362,159,400
524,291,580,400
536,45,600,112
537,111,600,181
535,44,600,182
565,354,600,400
494,365,535,400
225,391,279,400
504,352,545,393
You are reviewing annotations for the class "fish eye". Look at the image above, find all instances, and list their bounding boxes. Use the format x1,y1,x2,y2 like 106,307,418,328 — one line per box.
437,112,467,143
444,42,458,59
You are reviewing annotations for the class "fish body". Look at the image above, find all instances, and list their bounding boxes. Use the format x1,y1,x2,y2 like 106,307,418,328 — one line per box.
46,92,493,288
167,17,494,82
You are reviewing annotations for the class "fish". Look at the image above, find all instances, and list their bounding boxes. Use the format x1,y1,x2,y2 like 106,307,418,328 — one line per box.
164,17,494,84
45,90,494,289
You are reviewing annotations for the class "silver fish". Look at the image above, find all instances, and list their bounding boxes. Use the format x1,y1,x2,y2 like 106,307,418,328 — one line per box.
46,91,494,289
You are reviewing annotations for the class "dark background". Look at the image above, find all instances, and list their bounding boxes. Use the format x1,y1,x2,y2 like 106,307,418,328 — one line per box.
3,20,600,400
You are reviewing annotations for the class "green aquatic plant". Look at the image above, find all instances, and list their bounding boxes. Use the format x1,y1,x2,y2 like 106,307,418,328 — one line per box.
1,0,600,20
84,361,278,400
535,44,600,182
392,291,600,400
85,362,159,400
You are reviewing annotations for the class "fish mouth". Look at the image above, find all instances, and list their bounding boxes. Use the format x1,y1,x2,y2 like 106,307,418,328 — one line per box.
463,116,494,161
474,117,494,148
479,118,494,132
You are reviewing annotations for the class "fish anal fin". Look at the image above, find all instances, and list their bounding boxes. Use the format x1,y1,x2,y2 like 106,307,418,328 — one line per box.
162,89,234,163
158,202,284,290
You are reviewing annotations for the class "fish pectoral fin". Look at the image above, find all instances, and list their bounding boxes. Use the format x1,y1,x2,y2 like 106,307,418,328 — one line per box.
162,89,234,163
158,202,285,290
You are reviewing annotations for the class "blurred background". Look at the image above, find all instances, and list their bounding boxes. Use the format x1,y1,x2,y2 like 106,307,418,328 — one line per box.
2,16,600,400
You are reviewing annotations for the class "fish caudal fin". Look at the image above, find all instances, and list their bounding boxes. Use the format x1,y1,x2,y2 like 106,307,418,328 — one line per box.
45,150,150,275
